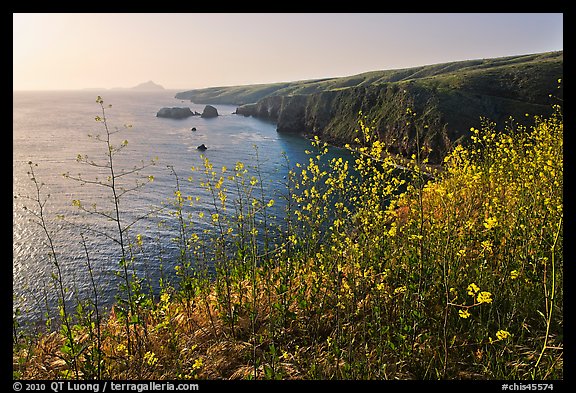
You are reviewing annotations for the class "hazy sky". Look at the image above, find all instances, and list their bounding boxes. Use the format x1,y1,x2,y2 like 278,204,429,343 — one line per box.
13,13,563,91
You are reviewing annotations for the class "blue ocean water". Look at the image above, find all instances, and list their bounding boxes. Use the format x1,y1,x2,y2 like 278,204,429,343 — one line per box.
13,90,353,326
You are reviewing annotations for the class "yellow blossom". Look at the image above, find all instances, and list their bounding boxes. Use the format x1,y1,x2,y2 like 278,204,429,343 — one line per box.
477,291,493,304
144,351,158,366
467,283,480,296
160,293,170,303
481,240,493,252
496,330,511,340
483,216,498,230
459,309,471,319
192,358,203,370
394,285,407,295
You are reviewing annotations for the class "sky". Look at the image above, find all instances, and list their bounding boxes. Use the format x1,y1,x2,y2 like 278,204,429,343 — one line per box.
13,13,563,91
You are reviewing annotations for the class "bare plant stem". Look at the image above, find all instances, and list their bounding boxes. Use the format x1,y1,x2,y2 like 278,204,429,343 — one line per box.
534,216,562,373
26,162,79,379
81,233,102,379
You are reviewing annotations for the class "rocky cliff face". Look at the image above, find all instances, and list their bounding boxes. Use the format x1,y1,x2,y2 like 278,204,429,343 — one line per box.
181,51,562,164
235,75,560,164
235,86,450,163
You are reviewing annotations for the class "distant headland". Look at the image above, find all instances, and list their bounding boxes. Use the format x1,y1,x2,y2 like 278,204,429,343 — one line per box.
83,81,165,91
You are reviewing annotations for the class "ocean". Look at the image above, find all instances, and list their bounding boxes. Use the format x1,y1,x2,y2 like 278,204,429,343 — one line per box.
13,90,353,327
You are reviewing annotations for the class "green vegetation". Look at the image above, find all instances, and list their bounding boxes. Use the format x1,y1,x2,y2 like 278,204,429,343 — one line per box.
176,51,562,105
179,51,562,165
13,86,562,379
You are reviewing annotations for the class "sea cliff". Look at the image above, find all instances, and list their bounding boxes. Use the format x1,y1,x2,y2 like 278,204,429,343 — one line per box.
177,51,563,164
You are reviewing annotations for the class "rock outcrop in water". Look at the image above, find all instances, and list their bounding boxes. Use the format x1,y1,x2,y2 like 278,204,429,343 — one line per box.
201,105,219,118
157,107,194,119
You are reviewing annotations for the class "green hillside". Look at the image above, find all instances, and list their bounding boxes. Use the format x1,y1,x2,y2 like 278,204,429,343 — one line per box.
175,51,562,105
175,51,562,164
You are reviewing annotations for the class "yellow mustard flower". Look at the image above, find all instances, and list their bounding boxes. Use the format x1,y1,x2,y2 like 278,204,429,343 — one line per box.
160,292,170,303
483,216,498,230
477,291,493,304
481,240,493,253
192,358,203,370
459,309,471,319
394,285,407,295
496,330,511,340
467,283,480,296
144,351,158,366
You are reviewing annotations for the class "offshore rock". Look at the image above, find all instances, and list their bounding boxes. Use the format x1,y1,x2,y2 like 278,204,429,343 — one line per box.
156,107,194,119
201,105,219,118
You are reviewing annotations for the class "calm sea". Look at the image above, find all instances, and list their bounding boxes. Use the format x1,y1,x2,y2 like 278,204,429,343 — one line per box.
13,90,353,326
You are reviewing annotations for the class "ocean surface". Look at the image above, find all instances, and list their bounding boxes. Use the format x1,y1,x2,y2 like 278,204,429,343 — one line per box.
13,90,353,327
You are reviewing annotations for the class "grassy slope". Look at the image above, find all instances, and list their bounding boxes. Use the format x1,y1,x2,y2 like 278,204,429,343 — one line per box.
174,51,562,106
175,52,561,165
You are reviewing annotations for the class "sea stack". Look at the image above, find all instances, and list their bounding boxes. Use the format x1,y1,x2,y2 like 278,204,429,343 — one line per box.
201,105,219,118
156,107,194,119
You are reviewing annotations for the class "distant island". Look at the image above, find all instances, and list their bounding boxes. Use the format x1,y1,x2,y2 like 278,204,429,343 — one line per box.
114,80,165,91
83,80,165,91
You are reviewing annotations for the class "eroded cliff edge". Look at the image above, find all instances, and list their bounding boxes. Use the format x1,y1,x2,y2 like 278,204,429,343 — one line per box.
176,51,563,164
